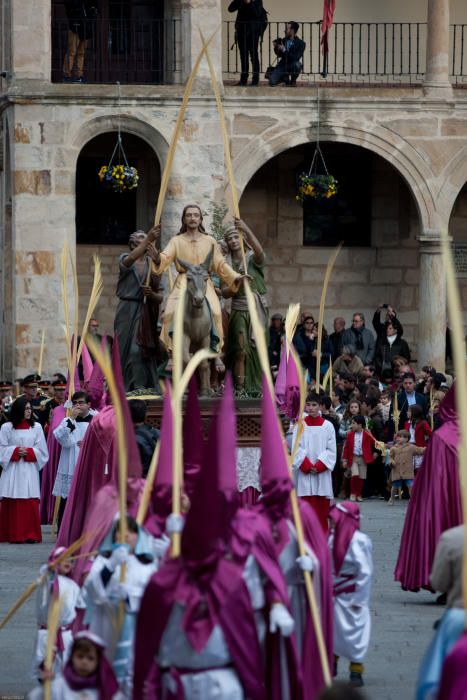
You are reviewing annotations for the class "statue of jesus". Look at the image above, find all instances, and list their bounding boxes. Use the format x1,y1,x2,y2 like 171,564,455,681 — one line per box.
152,204,248,355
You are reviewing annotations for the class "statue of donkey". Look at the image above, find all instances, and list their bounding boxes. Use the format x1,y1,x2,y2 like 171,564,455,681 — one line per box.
176,247,215,395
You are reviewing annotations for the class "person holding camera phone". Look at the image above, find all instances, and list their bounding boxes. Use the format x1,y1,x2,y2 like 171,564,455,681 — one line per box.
268,21,306,87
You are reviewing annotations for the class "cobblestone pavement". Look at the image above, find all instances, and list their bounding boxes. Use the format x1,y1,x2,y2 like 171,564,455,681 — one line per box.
0,503,441,699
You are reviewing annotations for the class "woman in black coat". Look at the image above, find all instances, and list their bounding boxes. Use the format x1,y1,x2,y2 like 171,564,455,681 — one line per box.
374,321,411,377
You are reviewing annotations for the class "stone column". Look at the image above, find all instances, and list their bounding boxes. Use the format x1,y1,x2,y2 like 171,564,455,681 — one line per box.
11,0,51,81
424,0,453,98
417,232,446,372
180,0,223,88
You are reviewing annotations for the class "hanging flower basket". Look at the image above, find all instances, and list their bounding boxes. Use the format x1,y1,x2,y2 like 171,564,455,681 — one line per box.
98,133,138,193
98,164,139,193
296,173,338,203
296,143,338,204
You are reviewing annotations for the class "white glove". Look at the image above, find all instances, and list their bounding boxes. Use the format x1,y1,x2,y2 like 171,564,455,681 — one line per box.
166,513,184,535
269,603,295,637
152,534,171,559
296,554,314,572
112,582,128,601
107,544,130,571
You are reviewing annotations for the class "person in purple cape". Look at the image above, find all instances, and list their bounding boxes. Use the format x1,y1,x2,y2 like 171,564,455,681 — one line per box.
438,633,467,700
143,379,201,558
133,379,297,700
57,337,144,548
256,373,334,700
394,385,462,591
40,402,65,524
217,375,302,700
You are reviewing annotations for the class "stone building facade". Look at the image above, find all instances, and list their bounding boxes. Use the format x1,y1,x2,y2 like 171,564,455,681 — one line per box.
1,0,466,378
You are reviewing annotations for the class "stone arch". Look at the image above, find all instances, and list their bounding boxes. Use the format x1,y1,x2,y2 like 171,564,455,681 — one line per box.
231,121,436,232
437,144,467,224
69,112,170,171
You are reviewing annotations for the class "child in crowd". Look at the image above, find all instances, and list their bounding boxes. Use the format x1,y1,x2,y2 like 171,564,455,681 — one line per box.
379,391,391,427
388,430,426,504
29,631,122,699
406,404,432,473
329,502,373,688
338,400,362,442
34,546,86,679
342,416,378,502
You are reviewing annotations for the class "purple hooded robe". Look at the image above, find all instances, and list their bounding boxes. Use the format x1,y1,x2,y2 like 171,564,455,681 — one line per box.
394,386,462,591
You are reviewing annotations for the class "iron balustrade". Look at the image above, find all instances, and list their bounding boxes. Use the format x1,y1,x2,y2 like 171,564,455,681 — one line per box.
51,17,182,84
224,21,467,85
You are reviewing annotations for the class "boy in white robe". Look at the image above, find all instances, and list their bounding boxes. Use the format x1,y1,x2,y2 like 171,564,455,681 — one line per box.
52,391,97,528
33,547,86,679
329,501,373,688
292,392,337,532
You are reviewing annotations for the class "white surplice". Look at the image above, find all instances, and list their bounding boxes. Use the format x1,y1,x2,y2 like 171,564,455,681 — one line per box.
52,411,97,498
0,423,48,499
291,418,336,498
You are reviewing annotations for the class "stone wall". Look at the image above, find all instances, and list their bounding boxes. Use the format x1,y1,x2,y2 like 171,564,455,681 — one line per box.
240,148,422,359
3,83,467,376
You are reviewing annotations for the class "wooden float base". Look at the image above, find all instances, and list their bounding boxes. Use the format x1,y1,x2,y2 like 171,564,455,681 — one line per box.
144,397,289,448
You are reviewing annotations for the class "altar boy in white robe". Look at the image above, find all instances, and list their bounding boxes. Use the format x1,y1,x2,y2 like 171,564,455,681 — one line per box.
329,501,373,688
291,392,337,533
52,391,97,529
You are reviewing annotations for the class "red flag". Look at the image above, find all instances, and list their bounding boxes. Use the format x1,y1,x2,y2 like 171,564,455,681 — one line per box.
321,0,336,38
321,0,335,75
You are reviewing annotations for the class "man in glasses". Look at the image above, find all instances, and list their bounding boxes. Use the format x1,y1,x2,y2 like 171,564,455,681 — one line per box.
342,313,375,365
52,391,97,530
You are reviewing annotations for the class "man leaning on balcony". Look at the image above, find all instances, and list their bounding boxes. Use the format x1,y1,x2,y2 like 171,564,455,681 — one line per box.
268,21,306,87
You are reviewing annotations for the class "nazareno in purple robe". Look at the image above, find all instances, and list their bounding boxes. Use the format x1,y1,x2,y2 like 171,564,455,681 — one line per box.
438,632,467,699
40,404,65,524
58,338,143,548
133,377,301,700
257,375,333,699
394,385,461,591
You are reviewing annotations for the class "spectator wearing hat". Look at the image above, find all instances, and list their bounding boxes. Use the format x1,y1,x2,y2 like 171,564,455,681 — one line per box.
42,379,68,429
268,313,284,372
20,375,44,423
342,313,375,365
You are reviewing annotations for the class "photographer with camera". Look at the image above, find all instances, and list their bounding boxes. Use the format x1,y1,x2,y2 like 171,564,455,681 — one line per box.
373,305,411,377
268,21,306,87
372,303,403,342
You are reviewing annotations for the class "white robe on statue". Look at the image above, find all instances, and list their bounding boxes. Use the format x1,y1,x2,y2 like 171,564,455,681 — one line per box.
52,411,97,499
291,417,336,498
0,423,48,499
330,529,373,662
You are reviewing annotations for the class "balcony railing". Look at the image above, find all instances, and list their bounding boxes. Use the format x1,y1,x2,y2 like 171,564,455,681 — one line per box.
223,21,467,85
51,18,182,84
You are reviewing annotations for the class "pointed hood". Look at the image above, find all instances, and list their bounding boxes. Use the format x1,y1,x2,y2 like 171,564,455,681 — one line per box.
183,376,204,498
274,339,287,408
111,335,142,478
181,406,223,581
259,373,293,516
145,384,173,536
284,348,301,420
81,343,94,383
329,501,360,575
216,374,239,531
439,382,457,425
